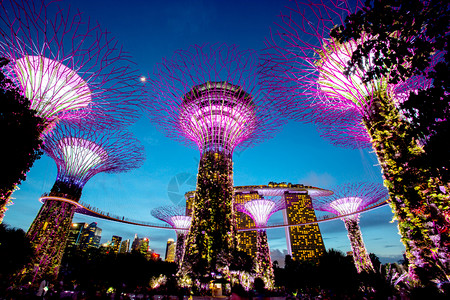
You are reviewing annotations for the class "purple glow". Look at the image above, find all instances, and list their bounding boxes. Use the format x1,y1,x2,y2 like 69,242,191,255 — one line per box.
0,0,142,129
170,215,192,233
179,82,256,154
13,56,92,122
317,37,385,107
58,138,108,180
330,197,363,221
260,0,422,149
312,182,388,219
151,205,191,233
243,200,276,227
43,122,145,190
145,44,283,154
235,191,286,227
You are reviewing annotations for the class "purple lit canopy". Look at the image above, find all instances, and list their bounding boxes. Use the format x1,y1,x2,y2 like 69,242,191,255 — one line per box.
145,44,284,155
151,205,192,234
235,189,288,227
312,182,389,220
42,122,145,191
261,0,431,149
0,0,142,128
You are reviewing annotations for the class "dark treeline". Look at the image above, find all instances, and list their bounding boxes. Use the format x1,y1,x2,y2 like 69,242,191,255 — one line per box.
1,223,449,299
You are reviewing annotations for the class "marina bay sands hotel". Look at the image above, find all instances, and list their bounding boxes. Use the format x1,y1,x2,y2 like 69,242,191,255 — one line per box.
186,182,330,262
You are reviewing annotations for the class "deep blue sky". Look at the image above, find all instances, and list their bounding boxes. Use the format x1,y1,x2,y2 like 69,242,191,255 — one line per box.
3,0,405,264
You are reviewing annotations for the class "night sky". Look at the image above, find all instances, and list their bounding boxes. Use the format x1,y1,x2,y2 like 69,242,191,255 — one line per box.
3,0,405,265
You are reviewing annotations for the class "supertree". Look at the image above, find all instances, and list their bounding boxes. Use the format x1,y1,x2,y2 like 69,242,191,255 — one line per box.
312,182,388,273
234,189,287,290
261,0,450,284
145,44,283,284
151,205,192,264
0,0,141,128
23,122,145,283
0,0,142,223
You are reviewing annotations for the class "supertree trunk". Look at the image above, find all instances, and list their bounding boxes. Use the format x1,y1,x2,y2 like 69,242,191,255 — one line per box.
343,218,374,273
175,233,187,265
255,230,274,290
21,179,82,283
363,95,450,284
180,150,236,283
23,197,77,283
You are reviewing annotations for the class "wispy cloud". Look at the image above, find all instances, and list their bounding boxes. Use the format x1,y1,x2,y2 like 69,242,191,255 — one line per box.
298,171,336,187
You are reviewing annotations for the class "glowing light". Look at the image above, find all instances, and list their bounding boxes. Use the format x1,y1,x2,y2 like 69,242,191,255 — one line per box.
58,137,107,178
179,82,256,154
317,39,385,107
330,197,363,216
140,76,146,82
13,56,91,121
170,215,192,232
243,199,276,227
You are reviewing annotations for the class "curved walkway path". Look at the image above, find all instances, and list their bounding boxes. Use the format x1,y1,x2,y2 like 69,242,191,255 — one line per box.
40,196,388,231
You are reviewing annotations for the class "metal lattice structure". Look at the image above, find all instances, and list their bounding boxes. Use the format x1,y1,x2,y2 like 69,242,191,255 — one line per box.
235,190,287,289
313,182,388,273
144,44,284,283
24,122,145,283
262,0,450,283
0,0,142,130
151,205,192,264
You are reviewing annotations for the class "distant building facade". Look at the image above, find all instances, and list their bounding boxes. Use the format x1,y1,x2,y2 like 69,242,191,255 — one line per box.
165,238,176,262
66,222,87,250
78,222,102,251
234,191,259,257
120,239,130,254
111,235,122,254
283,189,326,262
186,182,328,263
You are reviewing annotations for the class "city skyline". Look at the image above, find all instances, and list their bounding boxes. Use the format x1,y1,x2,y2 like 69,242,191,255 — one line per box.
2,0,405,265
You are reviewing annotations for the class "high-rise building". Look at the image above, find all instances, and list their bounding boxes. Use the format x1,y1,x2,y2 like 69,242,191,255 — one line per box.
111,235,122,254
120,239,130,254
283,191,326,262
66,222,87,250
165,238,176,262
187,183,330,264
78,222,102,251
234,192,259,257
140,238,149,255
131,234,140,252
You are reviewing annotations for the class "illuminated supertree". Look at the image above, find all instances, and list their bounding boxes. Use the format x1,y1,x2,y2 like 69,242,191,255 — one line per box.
234,189,287,290
23,122,145,283
312,182,388,273
0,0,142,222
262,0,450,283
145,44,283,283
0,0,141,128
151,205,192,264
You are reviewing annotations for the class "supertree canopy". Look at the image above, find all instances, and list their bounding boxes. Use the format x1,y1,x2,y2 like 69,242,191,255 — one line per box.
235,189,287,290
313,182,388,273
145,44,283,284
0,0,143,224
262,0,450,284
24,122,145,283
0,0,141,129
151,205,192,264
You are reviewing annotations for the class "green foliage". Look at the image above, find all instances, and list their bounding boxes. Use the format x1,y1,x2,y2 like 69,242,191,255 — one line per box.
181,151,235,280
331,0,449,180
0,57,47,219
363,95,450,285
330,0,450,285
